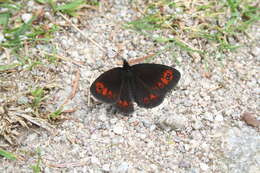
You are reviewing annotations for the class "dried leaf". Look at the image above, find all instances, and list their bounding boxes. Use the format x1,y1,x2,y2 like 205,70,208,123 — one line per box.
242,112,260,127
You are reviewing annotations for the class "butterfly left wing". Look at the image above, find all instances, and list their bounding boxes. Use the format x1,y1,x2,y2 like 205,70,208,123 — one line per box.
90,67,123,103
130,63,180,108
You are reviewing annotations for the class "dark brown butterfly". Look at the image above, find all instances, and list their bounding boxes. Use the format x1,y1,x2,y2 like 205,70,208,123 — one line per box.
90,59,181,113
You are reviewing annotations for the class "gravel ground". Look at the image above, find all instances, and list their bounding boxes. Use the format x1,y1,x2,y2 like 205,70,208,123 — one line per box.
0,1,259,172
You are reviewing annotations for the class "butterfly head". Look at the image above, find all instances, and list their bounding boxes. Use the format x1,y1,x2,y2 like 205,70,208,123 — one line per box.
123,59,130,69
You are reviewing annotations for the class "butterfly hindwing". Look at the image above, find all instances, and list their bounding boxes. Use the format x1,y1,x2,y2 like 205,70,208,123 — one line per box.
130,63,180,108
115,80,134,113
131,76,164,108
90,68,123,103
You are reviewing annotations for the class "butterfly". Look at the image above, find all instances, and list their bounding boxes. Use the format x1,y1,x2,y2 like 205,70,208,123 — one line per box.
90,59,181,113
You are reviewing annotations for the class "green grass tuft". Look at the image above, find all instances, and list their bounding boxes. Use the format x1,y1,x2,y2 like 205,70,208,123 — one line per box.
31,148,42,173
31,87,45,112
125,0,259,59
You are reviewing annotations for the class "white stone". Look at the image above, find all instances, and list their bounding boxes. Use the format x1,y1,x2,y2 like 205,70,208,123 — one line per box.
110,118,118,124
150,164,158,170
192,120,203,130
0,32,5,43
98,114,107,122
172,116,188,129
203,114,214,122
91,134,98,140
102,164,110,172
112,136,124,144
215,114,224,122
27,0,34,8
21,13,32,23
0,106,4,114
136,133,147,139
116,162,129,173
200,162,209,171
162,115,188,130
150,124,157,131
113,124,124,135
91,156,100,165
107,48,117,58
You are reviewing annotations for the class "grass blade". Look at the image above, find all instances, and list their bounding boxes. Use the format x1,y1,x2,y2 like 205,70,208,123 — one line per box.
0,149,17,160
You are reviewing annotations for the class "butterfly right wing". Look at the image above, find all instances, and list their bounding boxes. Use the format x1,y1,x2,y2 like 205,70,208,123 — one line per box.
130,63,180,108
90,67,123,103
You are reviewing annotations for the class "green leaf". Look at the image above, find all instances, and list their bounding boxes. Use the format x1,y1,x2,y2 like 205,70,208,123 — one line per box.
0,63,21,71
48,108,63,119
34,0,47,4
13,16,35,39
31,87,44,97
0,149,17,160
0,12,10,28
31,87,44,109
31,148,41,173
0,3,20,10
55,0,84,11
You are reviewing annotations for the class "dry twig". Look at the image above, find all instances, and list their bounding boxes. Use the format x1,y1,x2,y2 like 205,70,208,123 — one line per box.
58,12,106,52
62,69,81,106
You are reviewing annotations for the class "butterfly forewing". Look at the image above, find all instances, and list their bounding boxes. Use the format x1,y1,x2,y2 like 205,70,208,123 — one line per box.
90,68,123,103
131,64,181,92
130,63,181,108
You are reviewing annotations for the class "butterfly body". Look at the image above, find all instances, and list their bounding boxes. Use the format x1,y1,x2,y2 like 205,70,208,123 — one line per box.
90,59,180,113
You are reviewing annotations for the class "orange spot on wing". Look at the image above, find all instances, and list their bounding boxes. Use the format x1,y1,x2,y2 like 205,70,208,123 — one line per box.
118,100,129,107
95,82,115,99
102,88,108,96
151,86,159,90
143,97,149,104
149,94,158,100
157,82,164,89
107,90,113,98
161,77,169,85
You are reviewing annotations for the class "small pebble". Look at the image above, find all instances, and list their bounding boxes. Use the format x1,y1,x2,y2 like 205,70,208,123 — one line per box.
17,96,29,105
102,164,110,172
21,13,32,23
158,115,188,130
116,162,129,173
178,160,191,168
203,114,214,122
107,48,117,58
113,123,124,135
91,156,100,165
0,106,4,114
192,120,203,130
137,133,147,139
200,162,209,171
112,136,124,144
215,114,224,122
0,32,5,43
98,114,107,122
